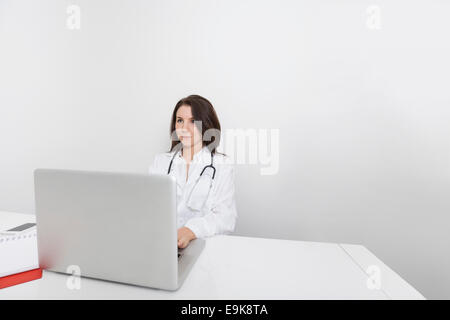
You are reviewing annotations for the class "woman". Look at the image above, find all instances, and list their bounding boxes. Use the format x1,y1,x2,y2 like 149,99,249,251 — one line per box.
148,95,238,249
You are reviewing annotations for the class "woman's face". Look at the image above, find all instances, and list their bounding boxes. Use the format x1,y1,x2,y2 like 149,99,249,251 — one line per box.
175,105,203,148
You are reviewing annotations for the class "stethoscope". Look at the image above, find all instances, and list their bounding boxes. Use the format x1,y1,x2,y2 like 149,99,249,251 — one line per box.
167,146,216,210
167,147,216,179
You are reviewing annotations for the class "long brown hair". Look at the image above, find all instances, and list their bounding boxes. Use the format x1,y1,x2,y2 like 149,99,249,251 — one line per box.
169,95,223,155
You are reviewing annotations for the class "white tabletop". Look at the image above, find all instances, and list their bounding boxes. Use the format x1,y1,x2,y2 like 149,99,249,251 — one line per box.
0,210,425,299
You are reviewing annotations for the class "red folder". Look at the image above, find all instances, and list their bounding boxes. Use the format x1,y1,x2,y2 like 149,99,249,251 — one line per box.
0,268,42,289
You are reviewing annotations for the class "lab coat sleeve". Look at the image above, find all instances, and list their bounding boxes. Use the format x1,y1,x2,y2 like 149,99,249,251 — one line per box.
184,162,238,239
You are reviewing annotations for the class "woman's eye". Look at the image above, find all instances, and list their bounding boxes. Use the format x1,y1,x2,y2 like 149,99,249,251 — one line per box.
191,119,195,123
177,119,183,123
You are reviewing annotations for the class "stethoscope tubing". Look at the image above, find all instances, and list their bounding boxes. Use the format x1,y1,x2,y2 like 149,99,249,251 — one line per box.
167,148,216,179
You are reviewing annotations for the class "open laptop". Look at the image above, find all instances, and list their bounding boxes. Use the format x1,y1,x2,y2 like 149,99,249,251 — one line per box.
33,168,205,291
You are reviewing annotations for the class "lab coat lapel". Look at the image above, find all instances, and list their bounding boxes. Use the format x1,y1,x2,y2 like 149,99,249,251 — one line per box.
186,147,214,211
189,147,211,181
170,146,211,189
167,150,184,190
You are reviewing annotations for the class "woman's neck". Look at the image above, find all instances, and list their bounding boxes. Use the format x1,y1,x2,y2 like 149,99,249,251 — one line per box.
182,143,203,162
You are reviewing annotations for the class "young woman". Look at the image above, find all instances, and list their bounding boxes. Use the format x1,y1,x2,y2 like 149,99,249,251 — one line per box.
148,95,238,249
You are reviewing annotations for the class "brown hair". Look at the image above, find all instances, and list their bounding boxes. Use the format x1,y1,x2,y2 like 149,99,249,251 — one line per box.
169,95,224,155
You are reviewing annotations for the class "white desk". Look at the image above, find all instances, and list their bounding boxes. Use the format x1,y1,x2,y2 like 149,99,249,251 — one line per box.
0,211,425,299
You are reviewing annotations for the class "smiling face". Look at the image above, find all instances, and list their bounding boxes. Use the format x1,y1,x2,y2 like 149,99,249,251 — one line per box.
175,105,203,149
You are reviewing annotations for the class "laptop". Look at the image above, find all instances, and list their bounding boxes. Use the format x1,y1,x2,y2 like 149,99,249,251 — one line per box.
33,168,205,291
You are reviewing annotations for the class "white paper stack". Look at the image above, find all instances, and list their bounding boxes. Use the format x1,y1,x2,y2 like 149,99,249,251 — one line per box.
0,230,39,278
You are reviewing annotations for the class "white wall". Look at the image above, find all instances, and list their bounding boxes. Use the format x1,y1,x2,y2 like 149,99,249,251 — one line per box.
1,0,449,299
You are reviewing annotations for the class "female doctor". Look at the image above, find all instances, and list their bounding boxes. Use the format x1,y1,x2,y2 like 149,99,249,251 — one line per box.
148,95,238,249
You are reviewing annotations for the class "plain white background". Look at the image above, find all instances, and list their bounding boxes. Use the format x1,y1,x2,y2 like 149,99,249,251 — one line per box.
1,0,449,299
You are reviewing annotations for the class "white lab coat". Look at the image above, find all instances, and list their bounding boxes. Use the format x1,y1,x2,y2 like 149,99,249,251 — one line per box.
148,146,238,239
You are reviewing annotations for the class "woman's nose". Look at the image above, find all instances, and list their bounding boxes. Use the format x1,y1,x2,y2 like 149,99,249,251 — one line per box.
182,122,190,131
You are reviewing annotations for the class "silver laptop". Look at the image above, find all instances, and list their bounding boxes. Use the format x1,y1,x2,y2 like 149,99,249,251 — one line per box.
33,168,205,291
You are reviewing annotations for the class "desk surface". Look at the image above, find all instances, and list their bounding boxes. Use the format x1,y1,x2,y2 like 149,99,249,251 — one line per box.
0,211,425,299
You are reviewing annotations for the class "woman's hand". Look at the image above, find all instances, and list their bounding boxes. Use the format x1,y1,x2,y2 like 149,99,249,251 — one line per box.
177,227,196,248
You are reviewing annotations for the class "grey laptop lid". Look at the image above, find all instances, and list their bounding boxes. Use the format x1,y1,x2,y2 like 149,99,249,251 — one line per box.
34,168,183,290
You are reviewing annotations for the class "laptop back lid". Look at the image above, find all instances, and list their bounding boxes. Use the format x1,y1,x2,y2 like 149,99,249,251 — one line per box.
34,168,179,290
